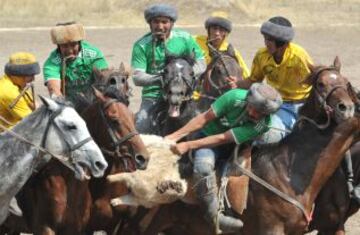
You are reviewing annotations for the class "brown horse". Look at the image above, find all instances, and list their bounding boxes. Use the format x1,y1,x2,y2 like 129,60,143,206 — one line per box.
7,68,149,235
123,57,360,235
197,44,243,112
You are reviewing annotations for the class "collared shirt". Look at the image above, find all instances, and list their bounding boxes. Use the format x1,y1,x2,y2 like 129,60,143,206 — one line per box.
203,89,271,144
0,75,33,131
131,28,204,98
248,42,313,102
194,35,250,79
43,40,108,103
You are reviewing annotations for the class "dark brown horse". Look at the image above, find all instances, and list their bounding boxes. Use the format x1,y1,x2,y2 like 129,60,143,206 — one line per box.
197,44,243,112
125,57,360,235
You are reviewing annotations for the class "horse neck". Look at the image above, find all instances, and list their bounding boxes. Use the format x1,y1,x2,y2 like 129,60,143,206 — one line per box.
305,118,359,204
9,106,50,146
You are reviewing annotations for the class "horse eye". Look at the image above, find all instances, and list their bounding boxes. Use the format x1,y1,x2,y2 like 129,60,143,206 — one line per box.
317,81,325,90
180,91,185,96
66,124,77,131
109,77,117,85
121,78,126,83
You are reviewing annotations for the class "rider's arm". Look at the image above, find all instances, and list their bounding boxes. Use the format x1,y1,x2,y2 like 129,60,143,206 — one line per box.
171,131,234,155
132,69,163,87
235,78,254,89
193,58,206,79
46,80,62,96
165,108,217,142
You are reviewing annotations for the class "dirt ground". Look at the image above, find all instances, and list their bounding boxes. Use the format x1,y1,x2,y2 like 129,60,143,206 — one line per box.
1,25,360,234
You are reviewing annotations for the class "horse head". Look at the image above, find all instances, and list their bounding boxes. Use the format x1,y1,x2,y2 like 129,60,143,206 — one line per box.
92,62,131,106
299,56,357,126
38,95,108,180
162,54,196,118
89,88,150,170
205,44,243,95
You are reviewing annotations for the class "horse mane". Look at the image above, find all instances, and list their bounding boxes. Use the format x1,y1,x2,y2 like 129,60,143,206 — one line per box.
165,54,196,67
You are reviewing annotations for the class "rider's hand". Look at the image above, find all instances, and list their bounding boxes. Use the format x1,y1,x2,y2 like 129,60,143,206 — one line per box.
170,142,190,155
225,76,239,89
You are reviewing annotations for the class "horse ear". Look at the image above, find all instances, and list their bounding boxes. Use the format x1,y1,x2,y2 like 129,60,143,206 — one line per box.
226,44,236,58
119,62,131,78
92,86,106,102
333,56,341,72
39,95,60,111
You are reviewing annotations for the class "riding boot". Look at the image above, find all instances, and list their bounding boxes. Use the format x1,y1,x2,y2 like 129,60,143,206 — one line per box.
194,172,243,234
344,150,355,195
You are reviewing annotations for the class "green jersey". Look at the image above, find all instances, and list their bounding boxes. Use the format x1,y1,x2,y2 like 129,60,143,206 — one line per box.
43,40,108,102
203,89,272,144
131,28,204,98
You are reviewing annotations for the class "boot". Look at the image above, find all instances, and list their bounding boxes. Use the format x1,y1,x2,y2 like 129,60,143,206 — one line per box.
344,151,354,195
194,172,243,234
343,151,360,204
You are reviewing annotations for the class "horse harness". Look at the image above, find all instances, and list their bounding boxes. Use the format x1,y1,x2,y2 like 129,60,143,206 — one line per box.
98,98,139,171
299,66,355,129
0,105,94,173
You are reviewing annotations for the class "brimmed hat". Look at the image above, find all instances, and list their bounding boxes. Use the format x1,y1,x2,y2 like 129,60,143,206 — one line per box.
5,52,40,77
260,16,294,42
247,83,282,115
144,4,178,23
50,22,85,45
205,11,232,32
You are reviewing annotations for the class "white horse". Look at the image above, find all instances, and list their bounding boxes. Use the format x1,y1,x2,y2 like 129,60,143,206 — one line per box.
0,96,108,224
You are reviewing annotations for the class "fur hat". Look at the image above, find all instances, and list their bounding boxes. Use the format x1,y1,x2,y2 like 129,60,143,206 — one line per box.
247,83,282,115
144,4,178,23
205,11,232,32
50,22,85,45
5,52,40,77
260,16,294,42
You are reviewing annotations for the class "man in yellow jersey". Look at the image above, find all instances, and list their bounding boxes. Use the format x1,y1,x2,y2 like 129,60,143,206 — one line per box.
236,16,313,143
194,11,249,83
0,52,40,131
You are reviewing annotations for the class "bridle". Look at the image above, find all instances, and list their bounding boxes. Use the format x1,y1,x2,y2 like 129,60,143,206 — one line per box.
0,104,94,172
299,66,354,129
98,98,139,170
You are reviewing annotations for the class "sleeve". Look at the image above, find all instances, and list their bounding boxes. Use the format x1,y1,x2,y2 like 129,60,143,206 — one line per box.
210,90,236,118
132,69,162,87
248,53,264,82
92,50,108,70
235,50,250,79
131,43,147,71
43,55,61,83
6,96,32,121
231,121,268,144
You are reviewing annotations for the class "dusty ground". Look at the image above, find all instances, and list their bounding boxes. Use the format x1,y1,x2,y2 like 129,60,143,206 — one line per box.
1,25,360,233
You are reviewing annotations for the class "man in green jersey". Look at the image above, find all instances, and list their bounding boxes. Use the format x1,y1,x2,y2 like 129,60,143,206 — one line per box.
131,3,206,134
166,82,282,233
43,21,108,106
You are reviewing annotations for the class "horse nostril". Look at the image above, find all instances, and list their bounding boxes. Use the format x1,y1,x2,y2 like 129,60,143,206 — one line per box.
135,154,147,170
95,161,107,171
337,103,347,112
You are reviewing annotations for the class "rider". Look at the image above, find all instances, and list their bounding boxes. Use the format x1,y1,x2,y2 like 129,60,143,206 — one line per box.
132,3,206,134
194,11,249,86
235,16,313,143
166,83,282,234
43,21,108,105
0,52,40,131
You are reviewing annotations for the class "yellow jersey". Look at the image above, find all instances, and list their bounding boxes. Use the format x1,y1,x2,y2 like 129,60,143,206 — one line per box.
0,75,33,131
194,35,250,79
248,43,313,102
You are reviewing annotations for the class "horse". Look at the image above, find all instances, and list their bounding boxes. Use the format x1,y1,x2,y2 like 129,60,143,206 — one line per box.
197,44,243,112
5,68,149,235
112,57,360,235
73,62,132,113
153,54,199,136
0,96,107,225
